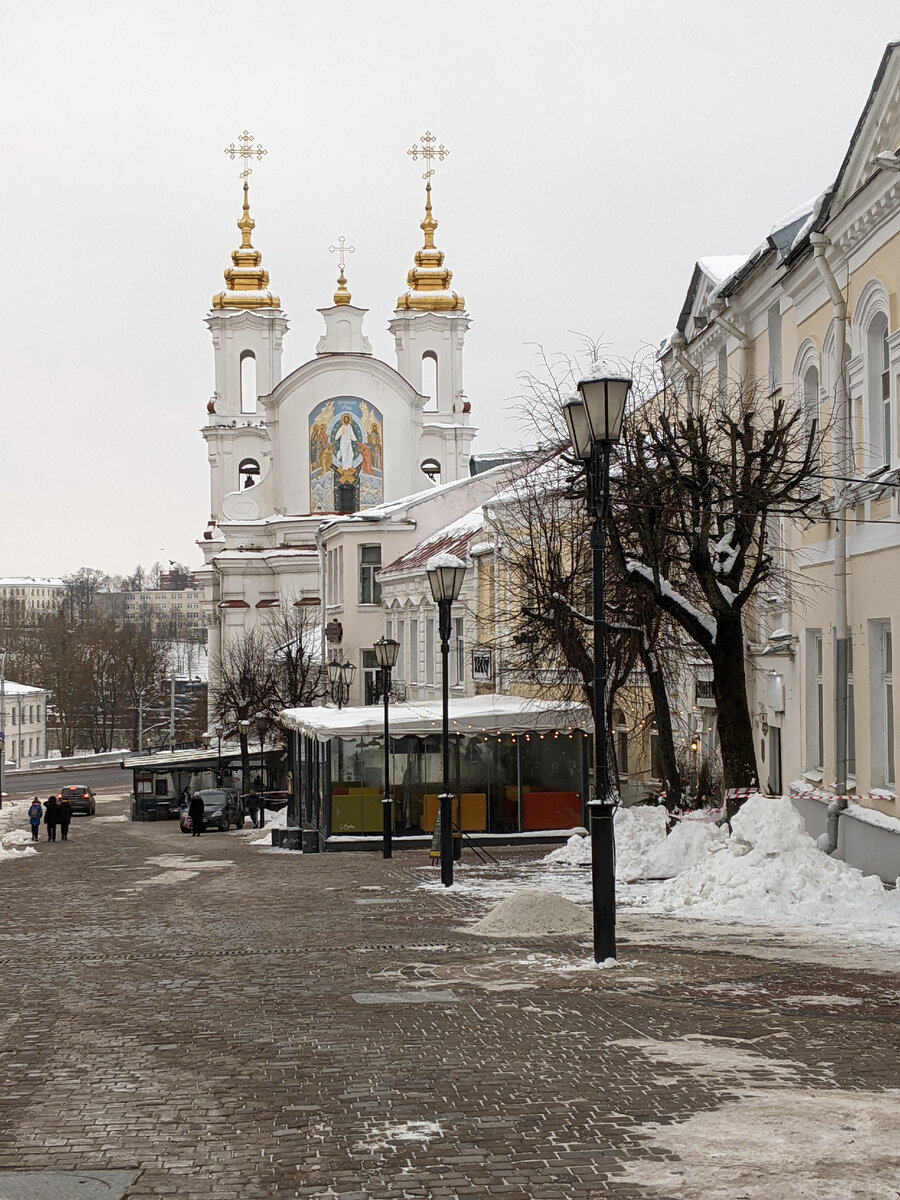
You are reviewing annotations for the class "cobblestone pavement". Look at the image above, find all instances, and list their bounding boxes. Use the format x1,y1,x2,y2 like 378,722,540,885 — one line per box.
0,794,898,1199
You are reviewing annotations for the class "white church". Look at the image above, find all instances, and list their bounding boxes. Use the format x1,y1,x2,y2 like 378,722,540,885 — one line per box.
197,141,508,705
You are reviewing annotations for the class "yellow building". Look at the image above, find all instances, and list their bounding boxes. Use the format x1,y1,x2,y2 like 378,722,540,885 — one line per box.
660,41,900,871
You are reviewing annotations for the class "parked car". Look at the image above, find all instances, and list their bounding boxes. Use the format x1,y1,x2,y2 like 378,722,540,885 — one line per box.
180,788,244,833
57,784,96,816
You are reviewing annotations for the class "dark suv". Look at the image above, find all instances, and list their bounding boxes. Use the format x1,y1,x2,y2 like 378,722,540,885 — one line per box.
57,784,96,816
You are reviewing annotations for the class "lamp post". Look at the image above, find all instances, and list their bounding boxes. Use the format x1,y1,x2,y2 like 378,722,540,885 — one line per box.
213,725,223,786
238,717,251,803
562,366,631,963
373,636,400,859
426,553,468,887
328,658,356,710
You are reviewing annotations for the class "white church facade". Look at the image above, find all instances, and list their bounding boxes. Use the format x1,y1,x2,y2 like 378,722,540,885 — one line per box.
197,161,487,705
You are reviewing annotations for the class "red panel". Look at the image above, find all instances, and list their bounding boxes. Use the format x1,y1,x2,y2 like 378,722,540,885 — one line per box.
521,791,582,831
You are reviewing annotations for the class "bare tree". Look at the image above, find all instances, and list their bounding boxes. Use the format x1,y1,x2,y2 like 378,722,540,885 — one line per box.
608,376,823,807
266,599,326,710
209,627,281,797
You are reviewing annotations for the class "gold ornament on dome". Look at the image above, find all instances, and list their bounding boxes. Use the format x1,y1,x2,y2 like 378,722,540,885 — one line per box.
212,131,280,310
329,235,356,305
398,130,464,312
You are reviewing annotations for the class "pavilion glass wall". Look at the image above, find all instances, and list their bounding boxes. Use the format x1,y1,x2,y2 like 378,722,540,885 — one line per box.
310,729,589,836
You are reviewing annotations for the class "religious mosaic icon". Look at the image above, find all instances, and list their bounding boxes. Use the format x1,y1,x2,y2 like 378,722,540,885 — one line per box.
309,396,384,513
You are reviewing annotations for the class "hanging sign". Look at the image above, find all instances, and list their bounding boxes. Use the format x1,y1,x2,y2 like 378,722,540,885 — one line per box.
471,646,493,682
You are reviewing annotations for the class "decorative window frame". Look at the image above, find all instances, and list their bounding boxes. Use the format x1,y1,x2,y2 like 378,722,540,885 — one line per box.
853,279,893,472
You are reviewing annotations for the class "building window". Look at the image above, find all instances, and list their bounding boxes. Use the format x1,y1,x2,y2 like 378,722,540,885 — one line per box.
11,709,15,726
409,619,419,685
425,617,435,686
806,630,824,772
35,736,40,756
450,616,465,686
768,303,782,393
695,678,714,702
883,627,896,787
869,620,895,789
359,546,382,605
361,649,379,705
717,345,728,397
867,312,891,468
854,638,859,777
240,350,257,414
396,619,405,679
238,457,261,489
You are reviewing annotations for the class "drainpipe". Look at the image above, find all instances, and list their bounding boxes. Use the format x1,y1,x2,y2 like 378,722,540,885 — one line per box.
709,302,750,385
669,332,700,412
810,232,850,854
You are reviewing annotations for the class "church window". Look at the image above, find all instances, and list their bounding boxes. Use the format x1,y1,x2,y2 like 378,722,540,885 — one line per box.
359,546,382,605
240,351,257,414
422,352,438,411
238,458,261,489
420,458,441,482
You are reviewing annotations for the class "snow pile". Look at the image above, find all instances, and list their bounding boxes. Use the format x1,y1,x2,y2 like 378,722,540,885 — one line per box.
465,889,592,938
633,818,727,881
0,804,37,863
646,795,900,928
545,832,592,866
250,805,289,846
613,805,668,880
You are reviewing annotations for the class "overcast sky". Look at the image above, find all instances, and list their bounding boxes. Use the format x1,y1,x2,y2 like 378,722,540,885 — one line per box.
2,1,898,578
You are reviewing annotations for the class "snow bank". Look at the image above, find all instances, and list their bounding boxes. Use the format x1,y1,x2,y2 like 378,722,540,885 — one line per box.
465,889,592,938
614,805,668,880
635,818,727,881
545,832,592,866
645,795,900,928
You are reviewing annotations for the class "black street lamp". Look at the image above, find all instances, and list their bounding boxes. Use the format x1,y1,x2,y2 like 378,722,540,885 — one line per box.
426,553,468,887
562,366,631,963
373,636,400,859
213,724,223,786
328,657,356,710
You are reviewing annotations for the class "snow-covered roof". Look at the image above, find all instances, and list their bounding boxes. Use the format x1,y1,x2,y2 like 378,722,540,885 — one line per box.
380,508,483,576
0,577,64,587
279,694,591,741
0,680,48,696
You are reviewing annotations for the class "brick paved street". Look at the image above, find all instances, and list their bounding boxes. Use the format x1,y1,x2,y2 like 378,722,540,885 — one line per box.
0,792,898,1199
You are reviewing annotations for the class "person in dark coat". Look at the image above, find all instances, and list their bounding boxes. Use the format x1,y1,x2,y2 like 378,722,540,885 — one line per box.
44,794,59,842
27,797,42,841
57,795,73,841
246,788,260,829
188,791,205,837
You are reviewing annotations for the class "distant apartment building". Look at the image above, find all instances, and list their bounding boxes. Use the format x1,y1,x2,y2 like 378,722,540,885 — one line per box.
0,681,49,767
97,588,205,638
0,577,64,620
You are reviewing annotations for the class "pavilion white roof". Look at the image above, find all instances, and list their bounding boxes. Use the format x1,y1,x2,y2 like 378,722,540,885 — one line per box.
278,694,591,742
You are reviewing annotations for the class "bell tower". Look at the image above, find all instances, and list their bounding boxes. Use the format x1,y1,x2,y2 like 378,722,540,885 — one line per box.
203,132,287,520
388,131,475,482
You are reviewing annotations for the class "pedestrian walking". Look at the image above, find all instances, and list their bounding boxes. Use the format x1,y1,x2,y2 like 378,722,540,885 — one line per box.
27,797,42,841
246,788,260,829
58,795,73,841
44,794,59,842
188,791,205,837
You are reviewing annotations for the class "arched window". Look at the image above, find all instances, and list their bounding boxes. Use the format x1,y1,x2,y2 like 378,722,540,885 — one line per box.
867,312,891,468
421,351,438,411
802,364,820,432
240,351,257,415
238,458,261,489
420,458,441,482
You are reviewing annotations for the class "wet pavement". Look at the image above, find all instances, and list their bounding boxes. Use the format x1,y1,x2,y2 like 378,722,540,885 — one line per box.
0,794,897,1199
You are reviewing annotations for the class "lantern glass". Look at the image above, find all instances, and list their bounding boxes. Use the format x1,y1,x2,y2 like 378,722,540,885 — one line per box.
577,374,631,444
561,395,592,460
327,659,341,684
426,559,467,603
340,661,357,688
373,636,400,669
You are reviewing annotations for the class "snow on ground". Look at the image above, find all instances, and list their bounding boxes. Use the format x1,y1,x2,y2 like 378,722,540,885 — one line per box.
250,805,289,846
0,798,37,863
420,795,900,952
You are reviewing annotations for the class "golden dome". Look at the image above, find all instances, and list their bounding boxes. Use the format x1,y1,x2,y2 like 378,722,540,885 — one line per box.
396,182,464,312
333,266,351,306
212,181,280,310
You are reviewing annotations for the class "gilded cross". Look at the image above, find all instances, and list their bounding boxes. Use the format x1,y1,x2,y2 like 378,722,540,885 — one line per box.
224,130,268,180
408,130,449,181
329,235,356,271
